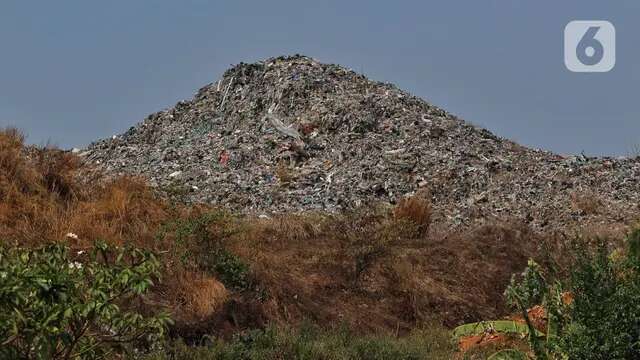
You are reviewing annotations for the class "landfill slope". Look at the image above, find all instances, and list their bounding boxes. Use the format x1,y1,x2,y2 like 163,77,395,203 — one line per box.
85,55,640,230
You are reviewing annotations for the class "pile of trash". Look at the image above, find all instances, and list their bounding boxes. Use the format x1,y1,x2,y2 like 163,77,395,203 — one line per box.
84,55,640,230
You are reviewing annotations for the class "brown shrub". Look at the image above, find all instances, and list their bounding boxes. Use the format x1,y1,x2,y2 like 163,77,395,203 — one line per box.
571,191,603,215
168,271,229,322
393,191,432,237
0,129,67,245
68,177,170,246
34,148,81,200
0,129,41,195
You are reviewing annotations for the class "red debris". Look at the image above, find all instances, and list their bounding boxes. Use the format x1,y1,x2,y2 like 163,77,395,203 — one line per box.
219,150,230,166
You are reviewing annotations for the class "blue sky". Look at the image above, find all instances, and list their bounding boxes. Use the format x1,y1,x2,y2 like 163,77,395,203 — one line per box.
1,1,638,155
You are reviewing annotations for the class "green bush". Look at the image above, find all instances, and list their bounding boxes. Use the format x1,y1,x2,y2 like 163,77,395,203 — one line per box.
156,211,252,291
503,231,640,359
207,249,251,291
454,229,640,359
0,241,172,359
554,236,640,359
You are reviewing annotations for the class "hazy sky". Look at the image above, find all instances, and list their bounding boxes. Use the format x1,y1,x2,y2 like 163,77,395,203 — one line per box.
1,1,638,155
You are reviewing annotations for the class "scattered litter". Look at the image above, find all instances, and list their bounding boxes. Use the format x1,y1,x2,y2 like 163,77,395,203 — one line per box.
219,150,230,166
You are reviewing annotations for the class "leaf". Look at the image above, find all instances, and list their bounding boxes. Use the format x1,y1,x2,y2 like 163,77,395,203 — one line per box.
35,278,51,291
63,308,73,319
42,310,61,326
0,242,170,358
488,349,530,360
452,320,543,338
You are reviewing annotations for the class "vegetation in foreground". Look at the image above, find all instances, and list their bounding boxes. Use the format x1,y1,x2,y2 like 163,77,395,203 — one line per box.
0,242,171,359
454,229,640,359
143,325,453,360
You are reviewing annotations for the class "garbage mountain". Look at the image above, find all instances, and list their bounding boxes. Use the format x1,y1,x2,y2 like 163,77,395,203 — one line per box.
86,55,640,230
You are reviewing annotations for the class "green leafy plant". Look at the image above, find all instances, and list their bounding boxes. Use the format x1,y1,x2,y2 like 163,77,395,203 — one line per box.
208,248,251,291
163,211,253,292
0,241,172,359
455,229,640,359
502,262,563,360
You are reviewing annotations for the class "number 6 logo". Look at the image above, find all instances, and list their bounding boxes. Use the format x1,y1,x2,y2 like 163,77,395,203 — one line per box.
565,21,615,73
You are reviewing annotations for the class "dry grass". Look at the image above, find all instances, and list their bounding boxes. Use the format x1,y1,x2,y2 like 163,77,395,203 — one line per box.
219,208,543,333
169,271,229,322
571,190,603,215
0,129,176,248
0,130,80,245
68,177,170,247
393,191,432,237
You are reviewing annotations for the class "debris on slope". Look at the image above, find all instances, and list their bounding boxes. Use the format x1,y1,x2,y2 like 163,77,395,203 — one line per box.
84,55,640,230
